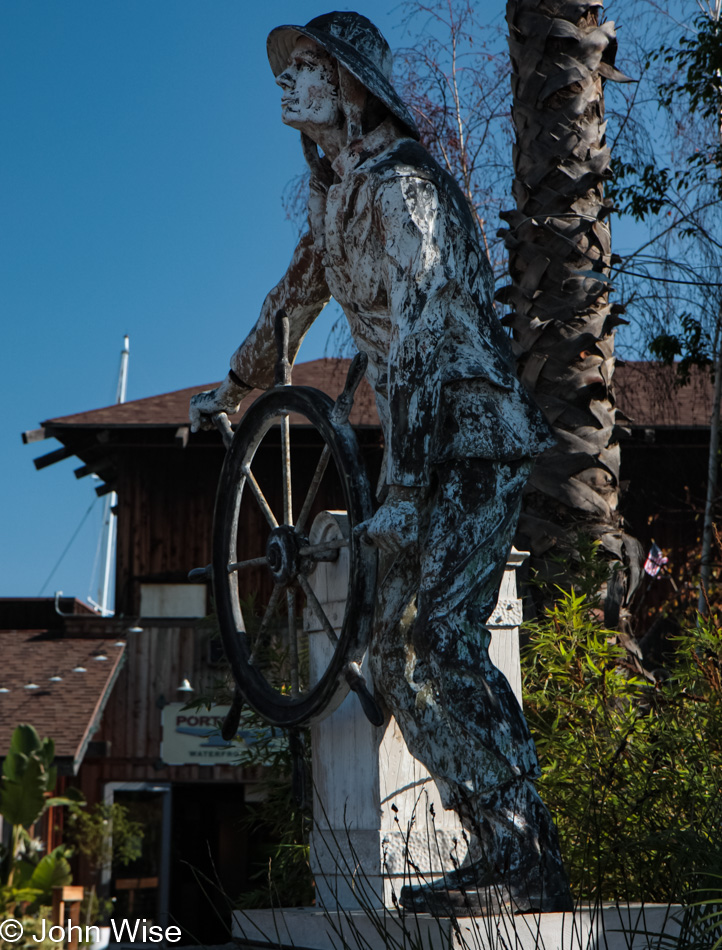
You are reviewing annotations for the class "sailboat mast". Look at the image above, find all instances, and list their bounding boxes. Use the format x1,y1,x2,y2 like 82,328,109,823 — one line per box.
98,335,129,616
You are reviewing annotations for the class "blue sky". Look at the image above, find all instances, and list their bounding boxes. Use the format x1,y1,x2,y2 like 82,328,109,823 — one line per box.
0,1,505,604
2,0,651,606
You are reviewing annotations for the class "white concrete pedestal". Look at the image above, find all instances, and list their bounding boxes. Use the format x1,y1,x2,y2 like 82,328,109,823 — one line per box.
302,512,528,912
233,903,684,949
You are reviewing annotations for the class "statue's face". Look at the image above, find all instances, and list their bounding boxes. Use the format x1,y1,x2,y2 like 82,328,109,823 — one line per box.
276,36,342,136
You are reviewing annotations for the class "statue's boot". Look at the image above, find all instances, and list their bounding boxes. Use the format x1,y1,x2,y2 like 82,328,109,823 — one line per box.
398,853,573,916
399,780,573,916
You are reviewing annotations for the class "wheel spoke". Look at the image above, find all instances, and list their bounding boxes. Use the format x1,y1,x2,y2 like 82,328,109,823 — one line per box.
295,445,331,534
287,588,300,698
242,463,278,529
281,413,293,526
297,573,339,645
298,537,349,559
248,583,284,665
227,555,268,573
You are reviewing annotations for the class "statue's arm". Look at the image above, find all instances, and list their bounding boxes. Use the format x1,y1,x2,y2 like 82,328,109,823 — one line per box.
379,176,453,490
231,229,331,389
190,231,330,431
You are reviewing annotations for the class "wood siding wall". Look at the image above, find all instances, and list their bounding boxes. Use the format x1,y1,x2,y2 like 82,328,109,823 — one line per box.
78,623,261,804
114,444,225,616
113,430,382,617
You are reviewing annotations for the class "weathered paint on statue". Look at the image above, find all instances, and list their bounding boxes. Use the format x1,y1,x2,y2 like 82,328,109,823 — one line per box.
190,11,572,915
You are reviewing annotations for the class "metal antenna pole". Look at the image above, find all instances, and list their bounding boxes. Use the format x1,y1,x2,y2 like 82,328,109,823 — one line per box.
97,335,130,616
116,334,130,404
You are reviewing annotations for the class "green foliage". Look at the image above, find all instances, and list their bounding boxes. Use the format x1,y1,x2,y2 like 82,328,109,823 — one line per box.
3,724,55,781
606,6,722,413
23,847,73,901
656,14,722,130
608,157,673,221
0,725,58,830
528,533,614,609
64,802,143,925
677,873,722,950
0,912,62,950
0,759,47,833
11,847,73,905
0,724,81,898
65,802,143,875
0,724,81,831
523,586,722,902
0,846,73,923
609,10,722,219
78,888,115,930
614,13,722,207
648,313,712,382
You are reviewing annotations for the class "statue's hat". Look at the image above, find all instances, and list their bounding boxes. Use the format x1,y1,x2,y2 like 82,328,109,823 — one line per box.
267,11,420,140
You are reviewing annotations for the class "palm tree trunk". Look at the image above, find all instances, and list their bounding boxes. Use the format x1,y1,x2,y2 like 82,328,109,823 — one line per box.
500,0,642,622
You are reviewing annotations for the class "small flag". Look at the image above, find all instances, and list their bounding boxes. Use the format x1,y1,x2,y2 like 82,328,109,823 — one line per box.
644,542,668,578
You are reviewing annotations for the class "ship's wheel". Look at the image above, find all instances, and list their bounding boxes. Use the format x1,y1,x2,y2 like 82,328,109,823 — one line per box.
193,311,381,741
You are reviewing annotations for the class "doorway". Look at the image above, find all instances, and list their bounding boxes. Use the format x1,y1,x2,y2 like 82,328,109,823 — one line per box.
103,783,171,930
168,783,261,943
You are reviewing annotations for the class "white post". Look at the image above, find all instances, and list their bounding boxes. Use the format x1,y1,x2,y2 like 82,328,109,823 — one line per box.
488,547,528,707
304,510,528,911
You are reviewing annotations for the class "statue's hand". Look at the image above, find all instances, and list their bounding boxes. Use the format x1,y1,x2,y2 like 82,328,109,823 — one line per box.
359,486,423,555
189,374,251,433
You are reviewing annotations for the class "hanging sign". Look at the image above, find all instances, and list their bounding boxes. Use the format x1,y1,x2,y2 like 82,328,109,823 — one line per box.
161,702,285,766
160,703,240,766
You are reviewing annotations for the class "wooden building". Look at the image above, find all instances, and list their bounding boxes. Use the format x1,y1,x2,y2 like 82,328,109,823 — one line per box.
614,362,718,621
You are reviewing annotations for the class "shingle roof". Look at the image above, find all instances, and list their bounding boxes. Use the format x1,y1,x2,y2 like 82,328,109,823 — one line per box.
0,630,125,774
614,361,714,428
42,359,378,429
38,358,715,433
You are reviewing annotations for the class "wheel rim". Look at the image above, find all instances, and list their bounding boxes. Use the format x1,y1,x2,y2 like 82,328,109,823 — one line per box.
212,386,377,727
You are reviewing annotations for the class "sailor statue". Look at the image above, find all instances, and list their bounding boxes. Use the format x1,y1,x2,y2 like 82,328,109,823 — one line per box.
191,12,571,914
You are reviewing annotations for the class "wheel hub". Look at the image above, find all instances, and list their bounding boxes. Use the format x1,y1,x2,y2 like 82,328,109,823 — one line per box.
266,526,301,584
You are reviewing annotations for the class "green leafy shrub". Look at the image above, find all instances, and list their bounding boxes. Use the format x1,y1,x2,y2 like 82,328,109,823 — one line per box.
65,802,143,926
0,912,63,949
0,724,79,921
0,725,79,889
523,585,722,903
66,802,143,873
